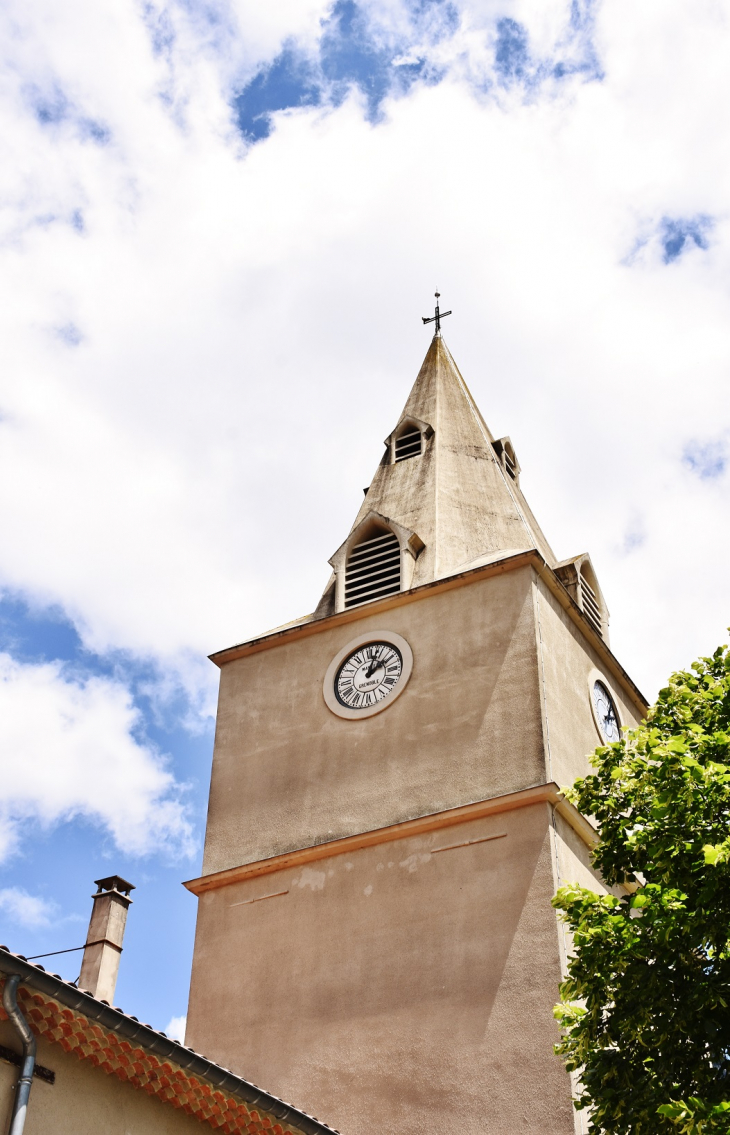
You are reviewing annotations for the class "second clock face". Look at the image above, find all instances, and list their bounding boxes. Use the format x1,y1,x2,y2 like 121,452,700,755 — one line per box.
335,641,403,710
592,680,620,743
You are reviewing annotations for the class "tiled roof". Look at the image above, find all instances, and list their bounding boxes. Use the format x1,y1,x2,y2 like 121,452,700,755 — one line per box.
0,948,339,1135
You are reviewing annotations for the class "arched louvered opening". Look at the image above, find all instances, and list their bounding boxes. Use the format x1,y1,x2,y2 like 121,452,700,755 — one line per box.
502,442,518,480
344,527,401,608
394,425,422,463
579,565,602,636
492,437,520,483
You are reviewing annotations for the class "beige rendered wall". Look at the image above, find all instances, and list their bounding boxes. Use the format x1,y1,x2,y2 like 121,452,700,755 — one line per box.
552,811,614,903
533,576,646,794
549,810,626,976
549,812,633,1135
190,560,647,1134
203,565,548,876
187,802,575,1135
0,1019,206,1135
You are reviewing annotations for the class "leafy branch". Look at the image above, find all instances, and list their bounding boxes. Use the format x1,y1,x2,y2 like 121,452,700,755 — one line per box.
553,643,730,1134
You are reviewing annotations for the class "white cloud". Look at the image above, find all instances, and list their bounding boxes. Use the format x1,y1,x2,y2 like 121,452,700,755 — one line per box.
0,0,728,713
165,1013,187,1042
0,887,58,929
0,654,194,861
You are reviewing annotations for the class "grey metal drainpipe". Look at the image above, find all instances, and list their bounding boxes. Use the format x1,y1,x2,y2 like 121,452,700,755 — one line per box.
2,975,36,1135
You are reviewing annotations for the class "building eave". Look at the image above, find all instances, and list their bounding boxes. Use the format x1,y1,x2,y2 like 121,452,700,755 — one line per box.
0,949,339,1135
184,781,599,897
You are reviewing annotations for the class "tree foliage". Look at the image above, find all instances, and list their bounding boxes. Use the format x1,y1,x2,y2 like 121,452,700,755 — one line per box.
553,643,730,1133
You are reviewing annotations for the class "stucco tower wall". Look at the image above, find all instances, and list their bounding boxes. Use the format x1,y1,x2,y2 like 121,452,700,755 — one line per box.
187,802,575,1135
547,810,632,1135
201,564,547,877
189,556,646,1135
533,573,644,792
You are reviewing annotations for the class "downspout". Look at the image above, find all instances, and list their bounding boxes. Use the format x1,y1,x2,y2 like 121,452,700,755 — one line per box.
2,975,36,1135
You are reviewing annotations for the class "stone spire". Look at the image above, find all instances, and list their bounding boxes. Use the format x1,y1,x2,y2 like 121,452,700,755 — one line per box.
316,335,555,616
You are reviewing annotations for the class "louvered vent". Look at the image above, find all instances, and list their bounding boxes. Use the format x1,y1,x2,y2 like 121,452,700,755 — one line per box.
394,428,422,462
491,438,519,483
580,572,602,636
344,530,401,608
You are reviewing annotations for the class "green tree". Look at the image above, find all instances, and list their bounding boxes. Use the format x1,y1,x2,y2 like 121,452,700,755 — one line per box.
553,642,730,1134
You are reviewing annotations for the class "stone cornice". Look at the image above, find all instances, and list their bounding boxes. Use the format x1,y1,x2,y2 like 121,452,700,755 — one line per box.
184,782,598,897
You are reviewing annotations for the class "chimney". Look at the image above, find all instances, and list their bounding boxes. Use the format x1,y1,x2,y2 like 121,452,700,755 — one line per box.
78,876,135,1003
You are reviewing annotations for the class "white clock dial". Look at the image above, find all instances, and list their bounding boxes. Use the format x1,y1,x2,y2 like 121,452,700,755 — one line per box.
323,631,413,720
592,680,620,743
335,642,403,710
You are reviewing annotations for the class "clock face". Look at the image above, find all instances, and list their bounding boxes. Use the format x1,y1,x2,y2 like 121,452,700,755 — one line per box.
324,631,413,719
592,680,620,743
335,642,403,710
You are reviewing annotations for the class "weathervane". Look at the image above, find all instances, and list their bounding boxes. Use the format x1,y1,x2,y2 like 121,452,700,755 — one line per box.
422,291,452,336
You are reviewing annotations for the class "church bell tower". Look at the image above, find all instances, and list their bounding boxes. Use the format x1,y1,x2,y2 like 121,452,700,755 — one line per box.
184,318,647,1135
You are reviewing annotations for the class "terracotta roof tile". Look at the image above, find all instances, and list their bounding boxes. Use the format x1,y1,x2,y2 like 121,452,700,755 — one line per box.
0,949,339,1135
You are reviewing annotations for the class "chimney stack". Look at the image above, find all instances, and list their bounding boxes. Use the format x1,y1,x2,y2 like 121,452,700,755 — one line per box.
78,876,135,1004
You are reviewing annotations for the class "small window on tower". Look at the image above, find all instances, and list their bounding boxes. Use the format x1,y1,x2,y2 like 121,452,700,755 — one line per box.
344,526,401,608
394,425,422,463
503,445,517,480
579,565,602,636
555,554,609,644
492,437,520,482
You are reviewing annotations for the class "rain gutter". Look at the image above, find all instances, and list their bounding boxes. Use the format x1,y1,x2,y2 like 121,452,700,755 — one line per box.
2,974,36,1135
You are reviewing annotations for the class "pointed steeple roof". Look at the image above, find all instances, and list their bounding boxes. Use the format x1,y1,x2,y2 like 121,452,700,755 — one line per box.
316,335,555,616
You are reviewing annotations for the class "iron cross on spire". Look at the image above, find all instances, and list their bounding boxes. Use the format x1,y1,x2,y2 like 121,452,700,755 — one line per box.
422,291,452,336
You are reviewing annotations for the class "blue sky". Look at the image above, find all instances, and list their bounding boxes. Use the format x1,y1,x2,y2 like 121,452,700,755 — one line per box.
0,0,729,1049
233,0,602,140
0,595,208,1028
